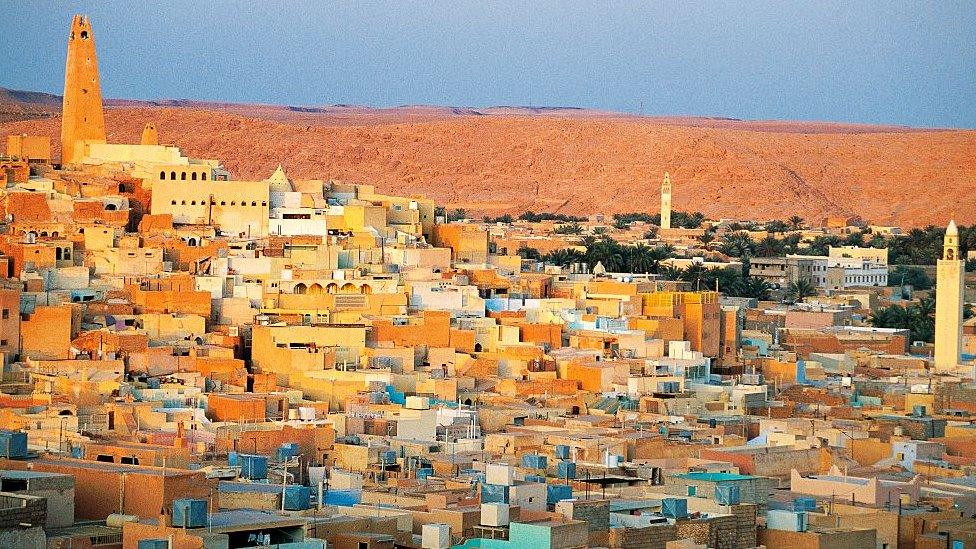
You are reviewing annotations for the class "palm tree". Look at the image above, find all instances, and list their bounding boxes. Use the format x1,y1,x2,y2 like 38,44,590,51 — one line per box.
698,231,716,248
628,243,655,273
785,279,817,303
720,231,755,258
781,234,803,255
788,215,804,230
554,222,583,235
755,235,785,258
517,246,541,260
545,249,584,267
869,306,898,328
681,264,709,290
660,265,683,281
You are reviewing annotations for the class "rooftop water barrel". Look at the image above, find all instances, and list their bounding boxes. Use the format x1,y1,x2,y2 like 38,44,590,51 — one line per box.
172,498,208,528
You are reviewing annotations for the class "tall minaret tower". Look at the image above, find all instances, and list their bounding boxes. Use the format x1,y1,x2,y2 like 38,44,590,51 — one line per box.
61,14,106,166
660,172,672,231
935,219,964,372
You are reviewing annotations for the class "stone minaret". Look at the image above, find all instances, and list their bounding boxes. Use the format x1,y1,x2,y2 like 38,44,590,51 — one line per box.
61,14,106,165
935,219,964,371
660,172,672,230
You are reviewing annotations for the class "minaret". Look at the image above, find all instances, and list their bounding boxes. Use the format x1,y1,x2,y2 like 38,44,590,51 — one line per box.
660,172,672,230
935,220,964,371
140,123,159,146
61,14,106,165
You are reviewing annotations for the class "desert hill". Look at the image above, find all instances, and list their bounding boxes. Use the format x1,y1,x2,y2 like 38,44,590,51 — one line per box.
1,87,973,227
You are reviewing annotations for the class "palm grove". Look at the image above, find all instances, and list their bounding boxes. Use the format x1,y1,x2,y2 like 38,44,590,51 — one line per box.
512,212,976,343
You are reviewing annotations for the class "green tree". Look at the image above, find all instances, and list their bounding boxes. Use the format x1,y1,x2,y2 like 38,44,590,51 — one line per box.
544,248,585,267
517,246,541,260
554,222,583,235
754,235,785,258
888,265,933,290
785,279,817,303
720,231,755,258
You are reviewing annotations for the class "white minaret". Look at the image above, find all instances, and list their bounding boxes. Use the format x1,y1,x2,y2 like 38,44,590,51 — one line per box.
660,172,672,231
935,220,964,372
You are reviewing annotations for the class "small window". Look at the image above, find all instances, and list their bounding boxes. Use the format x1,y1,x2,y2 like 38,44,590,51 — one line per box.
159,171,165,179
202,172,208,181
190,200,196,206
170,171,176,180
687,486,697,496
220,201,226,206
120,456,140,465
0,479,27,491
181,172,187,180
2,309,8,319
171,200,177,205
96,454,115,463
0,340,8,346
191,172,197,181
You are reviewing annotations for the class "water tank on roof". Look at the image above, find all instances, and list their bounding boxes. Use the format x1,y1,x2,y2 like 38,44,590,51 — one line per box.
715,485,741,505
662,498,688,519
283,485,311,511
171,499,207,528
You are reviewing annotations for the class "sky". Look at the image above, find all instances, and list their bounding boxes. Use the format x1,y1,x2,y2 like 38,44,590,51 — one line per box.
1,1,974,128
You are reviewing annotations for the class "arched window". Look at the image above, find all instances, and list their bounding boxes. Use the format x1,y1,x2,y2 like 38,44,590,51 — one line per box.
340,283,356,294
190,201,196,206
251,201,257,207
159,171,165,179
361,284,372,295
181,200,186,205
170,171,176,180
171,200,177,205
309,283,324,295
294,283,308,295
191,172,197,181
202,172,207,181
474,343,483,352
326,283,338,294
187,238,197,247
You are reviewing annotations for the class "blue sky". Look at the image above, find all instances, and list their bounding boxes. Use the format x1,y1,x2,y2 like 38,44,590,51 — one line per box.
1,1,974,128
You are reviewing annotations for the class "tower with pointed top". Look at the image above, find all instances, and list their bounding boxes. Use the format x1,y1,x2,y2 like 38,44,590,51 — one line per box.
140,123,159,146
660,172,672,231
935,220,964,371
61,14,106,165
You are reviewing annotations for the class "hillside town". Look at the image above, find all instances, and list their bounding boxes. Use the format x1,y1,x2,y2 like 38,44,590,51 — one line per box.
2,14,976,549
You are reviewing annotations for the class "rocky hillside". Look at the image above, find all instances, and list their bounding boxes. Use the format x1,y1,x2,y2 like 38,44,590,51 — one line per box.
1,89,972,227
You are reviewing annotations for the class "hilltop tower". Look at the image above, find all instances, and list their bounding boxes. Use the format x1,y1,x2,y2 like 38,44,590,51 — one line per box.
140,123,159,146
61,14,106,165
660,172,672,230
935,220,964,371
